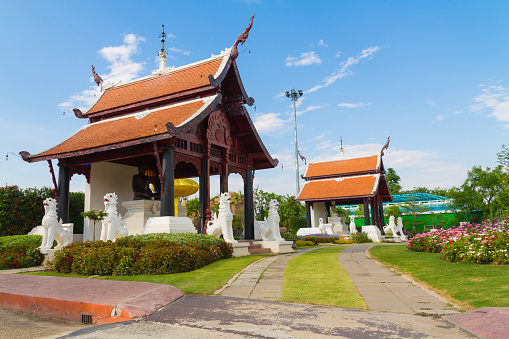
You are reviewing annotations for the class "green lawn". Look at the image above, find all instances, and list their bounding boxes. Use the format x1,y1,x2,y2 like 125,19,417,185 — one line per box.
26,255,267,295
370,244,509,310
281,246,368,309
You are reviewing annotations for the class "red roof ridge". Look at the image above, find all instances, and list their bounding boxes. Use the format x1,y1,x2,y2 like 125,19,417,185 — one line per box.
82,52,229,116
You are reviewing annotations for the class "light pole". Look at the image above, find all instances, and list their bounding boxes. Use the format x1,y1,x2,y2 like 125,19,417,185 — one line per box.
285,89,303,195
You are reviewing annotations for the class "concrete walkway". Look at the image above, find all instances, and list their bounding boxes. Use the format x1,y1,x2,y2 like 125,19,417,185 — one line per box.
216,248,317,300
338,243,459,315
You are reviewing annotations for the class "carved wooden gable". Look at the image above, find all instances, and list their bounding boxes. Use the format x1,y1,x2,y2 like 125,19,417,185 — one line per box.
206,111,231,146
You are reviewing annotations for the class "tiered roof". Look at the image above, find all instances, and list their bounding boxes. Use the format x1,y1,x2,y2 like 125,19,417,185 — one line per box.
296,153,391,204
22,48,278,170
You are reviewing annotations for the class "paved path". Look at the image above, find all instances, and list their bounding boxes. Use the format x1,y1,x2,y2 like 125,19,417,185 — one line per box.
338,243,459,315
216,248,317,300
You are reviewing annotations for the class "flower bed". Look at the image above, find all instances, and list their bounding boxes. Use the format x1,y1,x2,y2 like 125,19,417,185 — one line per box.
407,219,509,264
52,233,233,276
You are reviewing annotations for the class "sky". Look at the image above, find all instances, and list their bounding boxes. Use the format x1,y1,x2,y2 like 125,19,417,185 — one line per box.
1,0,509,198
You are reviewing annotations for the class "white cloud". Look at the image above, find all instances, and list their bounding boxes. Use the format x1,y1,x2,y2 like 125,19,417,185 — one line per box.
285,51,322,67
297,105,324,116
58,33,146,109
453,110,462,114
167,46,191,57
337,103,371,108
253,112,291,134
435,114,446,121
471,83,509,128
427,100,436,106
335,51,342,58
318,39,328,48
307,46,381,93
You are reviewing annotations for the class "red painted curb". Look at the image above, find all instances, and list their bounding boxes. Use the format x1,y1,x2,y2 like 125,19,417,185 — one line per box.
0,274,184,324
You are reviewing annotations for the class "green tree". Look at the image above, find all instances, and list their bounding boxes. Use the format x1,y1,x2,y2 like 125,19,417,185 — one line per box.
383,205,402,220
386,168,402,194
401,196,429,229
497,144,509,172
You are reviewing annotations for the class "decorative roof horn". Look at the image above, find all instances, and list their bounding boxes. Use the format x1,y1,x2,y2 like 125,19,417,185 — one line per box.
381,136,390,156
230,14,254,61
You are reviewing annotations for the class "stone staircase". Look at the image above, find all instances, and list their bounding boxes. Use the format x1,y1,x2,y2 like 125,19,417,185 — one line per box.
239,240,272,255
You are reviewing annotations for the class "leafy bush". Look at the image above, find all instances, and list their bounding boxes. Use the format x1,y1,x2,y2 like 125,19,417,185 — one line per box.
302,235,339,244
52,234,233,276
350,232,373,243
295,240,315,246
0,234,42,249
0,242,44,270
334,239,353,244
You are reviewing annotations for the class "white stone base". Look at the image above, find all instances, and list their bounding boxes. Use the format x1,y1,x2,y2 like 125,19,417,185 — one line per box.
296,228,323,237
232,242,250,257
253,240,294,254
122,200,160,236
362,225,383,242
142,216,197,234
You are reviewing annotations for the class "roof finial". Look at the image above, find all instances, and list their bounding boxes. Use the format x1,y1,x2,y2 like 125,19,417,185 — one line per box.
153,24,173,75
381,136,390,156
340,136,344,158
91,65,103,91
160,24,166,55
231,14,254,61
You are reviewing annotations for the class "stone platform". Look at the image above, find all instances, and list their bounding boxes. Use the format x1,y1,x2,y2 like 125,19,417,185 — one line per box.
0,274,183,325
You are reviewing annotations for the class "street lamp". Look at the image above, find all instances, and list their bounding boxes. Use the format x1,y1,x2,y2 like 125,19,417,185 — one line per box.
285,89,303,195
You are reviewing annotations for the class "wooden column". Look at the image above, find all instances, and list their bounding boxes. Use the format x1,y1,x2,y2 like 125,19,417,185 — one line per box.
306,202,311,228
370,198,377,227
220,150,229,193
363,198,370,226
325,202,331,223
200,146,211,232
160,147,175,216
378,200,385,232
57,165,70,223
244,168,254,240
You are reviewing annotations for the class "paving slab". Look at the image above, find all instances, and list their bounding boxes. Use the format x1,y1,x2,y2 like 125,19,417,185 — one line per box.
338,243,460,315
0,274,183,324
445,307,509,339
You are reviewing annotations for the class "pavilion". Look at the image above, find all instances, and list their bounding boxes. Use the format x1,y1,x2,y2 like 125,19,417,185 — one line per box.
295,141,392,231
20,16,278,240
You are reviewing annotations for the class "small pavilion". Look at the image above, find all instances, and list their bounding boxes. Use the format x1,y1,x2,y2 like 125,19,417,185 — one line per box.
20,16,278,240
295,141,392,231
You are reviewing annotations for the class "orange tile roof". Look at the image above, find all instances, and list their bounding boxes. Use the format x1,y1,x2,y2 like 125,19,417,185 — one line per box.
295,175,377,201
32,98,212,159
304,155,379,178
85,58,224,115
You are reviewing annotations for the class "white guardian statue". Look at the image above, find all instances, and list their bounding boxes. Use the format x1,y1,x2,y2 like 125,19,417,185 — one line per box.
206,192,237,243
396,217,407,241
349,216,357,234
257,199,284,242
101,193,128,241
38,198,72,253
384,215,397,235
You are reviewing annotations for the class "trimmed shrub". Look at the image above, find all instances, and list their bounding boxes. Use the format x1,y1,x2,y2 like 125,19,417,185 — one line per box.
303,235,339,245
0,242,44,270
52,234,233,276
0,234,42,249
334,239,353,244
295,240,315,246
350,232,372,243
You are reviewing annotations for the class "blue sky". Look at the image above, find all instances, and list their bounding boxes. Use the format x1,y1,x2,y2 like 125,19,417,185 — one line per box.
1,0,508,197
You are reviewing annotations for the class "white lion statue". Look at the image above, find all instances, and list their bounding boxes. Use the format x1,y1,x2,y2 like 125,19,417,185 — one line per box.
38,198,72,254
100,193,128,241
349,216,357,234
396,217,407,240
384,215,397,235
257,199,283,242
206,192,237,243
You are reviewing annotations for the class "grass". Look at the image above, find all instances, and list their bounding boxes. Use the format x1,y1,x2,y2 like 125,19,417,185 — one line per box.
25,255,267,295
281,246,368,309
370,244,509,310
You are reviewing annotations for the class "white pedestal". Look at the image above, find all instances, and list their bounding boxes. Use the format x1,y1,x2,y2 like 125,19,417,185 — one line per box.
332,220,350,236
297,228,323,237
122,200,160,236
142,216,197,234
253,240,294,254
232,242,250,257
362,225,383,242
